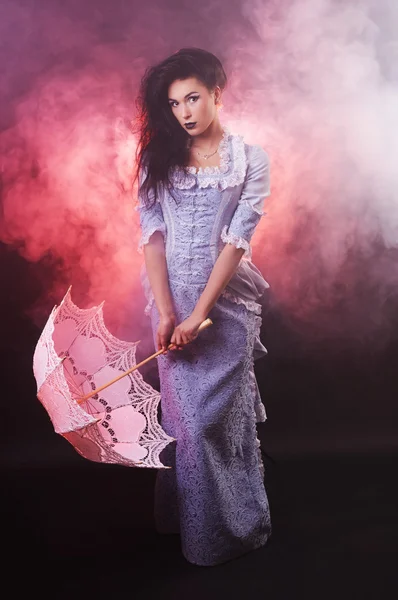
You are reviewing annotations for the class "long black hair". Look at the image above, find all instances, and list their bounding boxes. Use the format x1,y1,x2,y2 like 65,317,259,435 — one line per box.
134,47,227,206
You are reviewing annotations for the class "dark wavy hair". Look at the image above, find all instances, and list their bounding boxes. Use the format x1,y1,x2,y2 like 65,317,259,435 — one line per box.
134,47,227,206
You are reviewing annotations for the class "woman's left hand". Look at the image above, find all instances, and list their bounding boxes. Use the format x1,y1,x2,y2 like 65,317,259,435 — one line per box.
170,313,205,349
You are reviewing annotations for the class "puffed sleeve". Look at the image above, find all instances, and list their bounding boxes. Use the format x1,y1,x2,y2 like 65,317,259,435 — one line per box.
136,169,166,254
221,145,270,258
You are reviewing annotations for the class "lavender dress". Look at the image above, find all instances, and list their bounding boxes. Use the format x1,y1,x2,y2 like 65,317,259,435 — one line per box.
137,129,272,566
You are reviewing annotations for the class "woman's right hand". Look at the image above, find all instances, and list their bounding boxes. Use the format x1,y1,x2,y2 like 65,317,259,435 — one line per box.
156,314,178,353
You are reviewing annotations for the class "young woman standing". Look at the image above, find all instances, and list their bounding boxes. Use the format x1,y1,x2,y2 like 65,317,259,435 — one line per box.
135,47,271,566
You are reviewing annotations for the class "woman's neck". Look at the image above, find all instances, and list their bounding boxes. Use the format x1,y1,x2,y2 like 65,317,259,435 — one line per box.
190,119,224,151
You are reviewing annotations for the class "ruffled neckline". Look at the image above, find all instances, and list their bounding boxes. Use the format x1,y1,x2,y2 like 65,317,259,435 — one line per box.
170,127,247,191
186,127,230,176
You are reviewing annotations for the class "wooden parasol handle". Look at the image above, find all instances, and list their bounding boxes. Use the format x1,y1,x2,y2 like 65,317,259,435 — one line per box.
77,318,213,404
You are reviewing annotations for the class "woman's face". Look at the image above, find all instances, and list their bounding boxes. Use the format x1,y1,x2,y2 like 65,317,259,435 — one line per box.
168,77,220,137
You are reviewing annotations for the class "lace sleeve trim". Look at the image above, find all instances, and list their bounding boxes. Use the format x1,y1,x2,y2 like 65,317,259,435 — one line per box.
138,224,166,254
221,225,251,258
238,199,267,217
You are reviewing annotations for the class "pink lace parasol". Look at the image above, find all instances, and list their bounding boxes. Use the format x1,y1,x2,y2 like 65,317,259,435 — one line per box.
33,287,178,469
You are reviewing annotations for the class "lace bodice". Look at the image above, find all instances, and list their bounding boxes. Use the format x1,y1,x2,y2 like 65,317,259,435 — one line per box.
137,128,270,316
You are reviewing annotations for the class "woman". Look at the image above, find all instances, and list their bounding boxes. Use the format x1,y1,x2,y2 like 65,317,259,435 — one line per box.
135,47,271,566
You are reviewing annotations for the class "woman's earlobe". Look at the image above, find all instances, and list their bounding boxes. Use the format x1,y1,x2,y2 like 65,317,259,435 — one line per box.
214,86,222,105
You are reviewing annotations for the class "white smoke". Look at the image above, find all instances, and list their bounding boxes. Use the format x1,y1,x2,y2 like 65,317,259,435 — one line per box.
220,0,398,341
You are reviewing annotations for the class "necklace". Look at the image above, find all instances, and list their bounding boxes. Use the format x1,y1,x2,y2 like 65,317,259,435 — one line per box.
193,136,222,160
196,146,219,160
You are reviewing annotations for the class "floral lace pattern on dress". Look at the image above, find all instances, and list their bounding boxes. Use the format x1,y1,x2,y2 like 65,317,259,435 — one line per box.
152,286,271,566
137,131,271,566
143,286,262,318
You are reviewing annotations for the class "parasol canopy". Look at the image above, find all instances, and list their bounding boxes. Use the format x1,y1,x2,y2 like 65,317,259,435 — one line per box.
32,287,176,469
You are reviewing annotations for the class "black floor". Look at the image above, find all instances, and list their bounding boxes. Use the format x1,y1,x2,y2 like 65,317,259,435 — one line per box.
3,444,398,599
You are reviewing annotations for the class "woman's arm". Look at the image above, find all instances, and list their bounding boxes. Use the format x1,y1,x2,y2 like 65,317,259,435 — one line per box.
193,244,245,321
170,244,245,347
143,231,176,351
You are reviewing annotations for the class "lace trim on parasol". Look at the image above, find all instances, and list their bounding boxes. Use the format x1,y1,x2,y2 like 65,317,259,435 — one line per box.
34,287,173,468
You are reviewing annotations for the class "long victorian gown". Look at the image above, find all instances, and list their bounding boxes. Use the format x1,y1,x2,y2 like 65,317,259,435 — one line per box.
138,128,272,566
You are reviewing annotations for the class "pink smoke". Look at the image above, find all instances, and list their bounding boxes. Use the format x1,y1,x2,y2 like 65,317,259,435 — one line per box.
1,31,143,339
1,0,398,347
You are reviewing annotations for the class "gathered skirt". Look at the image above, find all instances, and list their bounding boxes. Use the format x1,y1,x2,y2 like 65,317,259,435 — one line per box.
150,280,271,566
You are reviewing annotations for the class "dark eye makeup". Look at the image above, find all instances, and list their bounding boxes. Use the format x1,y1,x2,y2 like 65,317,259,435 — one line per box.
169,94,200,107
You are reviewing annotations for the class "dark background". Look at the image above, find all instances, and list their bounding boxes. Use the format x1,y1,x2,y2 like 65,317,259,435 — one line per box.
1,0,398,597
1,239,397,598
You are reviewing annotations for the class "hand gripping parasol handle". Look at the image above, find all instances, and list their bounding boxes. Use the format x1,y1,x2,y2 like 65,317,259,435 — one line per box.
77,318,213,404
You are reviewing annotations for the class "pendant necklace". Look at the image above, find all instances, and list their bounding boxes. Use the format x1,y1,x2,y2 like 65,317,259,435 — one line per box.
194,138,220,161
196,146,219,160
